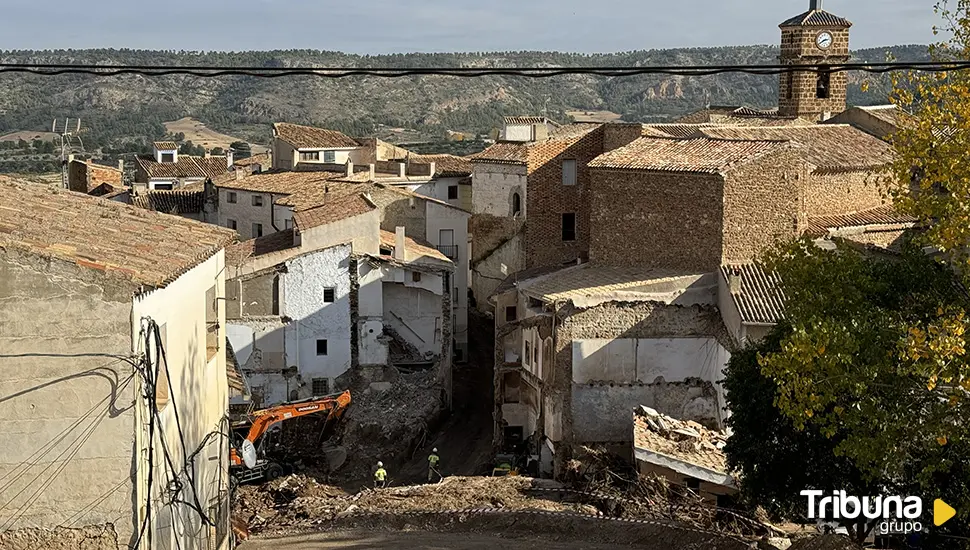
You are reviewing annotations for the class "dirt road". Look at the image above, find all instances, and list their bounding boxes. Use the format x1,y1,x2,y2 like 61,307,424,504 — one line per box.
239,531,640,549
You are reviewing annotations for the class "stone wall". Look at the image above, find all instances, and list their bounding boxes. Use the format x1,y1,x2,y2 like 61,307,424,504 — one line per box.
471,163,527,218
777,26,850,120
0,524,118,550
588,169,723,271
804,170,891,217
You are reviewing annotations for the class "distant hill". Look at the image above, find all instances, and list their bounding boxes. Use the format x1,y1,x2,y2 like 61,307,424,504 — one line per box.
0,45,930,152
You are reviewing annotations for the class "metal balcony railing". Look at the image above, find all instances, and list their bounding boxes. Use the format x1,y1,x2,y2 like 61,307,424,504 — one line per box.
436,244,458,259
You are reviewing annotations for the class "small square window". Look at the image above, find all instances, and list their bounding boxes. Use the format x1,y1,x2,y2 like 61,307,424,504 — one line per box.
252,223,263,238
505,306,517,323
447,185,459,200
323,150,336,163
316,339,328,356
323,288,336,303
227,191,237,204
227,219,237,230
160,153,174,163
252,195,263,207
312,378,330,396
562,213,576,242
412,272,422,282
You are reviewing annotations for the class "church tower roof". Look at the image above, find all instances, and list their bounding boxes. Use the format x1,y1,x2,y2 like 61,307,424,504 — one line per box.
780,0,852,28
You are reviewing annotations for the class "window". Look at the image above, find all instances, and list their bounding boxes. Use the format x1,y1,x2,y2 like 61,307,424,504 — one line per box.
160,153,174,163
299,151,319,161
323,150,336,163
562,159,577,186
524,341,532,366
438,228,456,259
447,185,459,200
511,192,522,216
505,306,517,323
312,378,330,396
562,213,576,241
316,339,328,356
252,195,263,207
686,478,701,491
227,191,237,204
226,219,237,230
412,272,422,282
323,287,336,303
816,66,831,99
153,182,174,191
252,223,263,238
533,343,539,365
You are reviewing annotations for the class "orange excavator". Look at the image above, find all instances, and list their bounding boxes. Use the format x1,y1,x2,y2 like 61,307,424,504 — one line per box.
229,390,352,488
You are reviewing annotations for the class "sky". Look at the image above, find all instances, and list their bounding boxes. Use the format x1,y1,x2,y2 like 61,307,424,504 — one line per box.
0,0,940,54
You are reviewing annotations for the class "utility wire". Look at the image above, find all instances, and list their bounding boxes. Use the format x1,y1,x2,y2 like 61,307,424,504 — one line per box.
0,61,967,78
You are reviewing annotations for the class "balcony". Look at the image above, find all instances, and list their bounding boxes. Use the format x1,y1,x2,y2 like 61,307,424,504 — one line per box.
436,244,458,260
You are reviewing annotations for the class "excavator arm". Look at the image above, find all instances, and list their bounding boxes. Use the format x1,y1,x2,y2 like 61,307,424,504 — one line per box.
231,390,352,468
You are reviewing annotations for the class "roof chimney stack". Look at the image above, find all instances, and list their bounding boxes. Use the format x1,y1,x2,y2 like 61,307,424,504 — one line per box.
394,226,406,261
346,159,354,177
810,0,822,10
728,268,742,295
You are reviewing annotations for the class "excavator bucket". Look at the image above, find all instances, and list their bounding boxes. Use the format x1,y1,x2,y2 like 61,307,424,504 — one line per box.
323,445,348,472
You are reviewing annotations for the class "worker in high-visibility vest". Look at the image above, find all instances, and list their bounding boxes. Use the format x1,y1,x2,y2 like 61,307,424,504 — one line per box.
374,461,387,488
428,448,441,482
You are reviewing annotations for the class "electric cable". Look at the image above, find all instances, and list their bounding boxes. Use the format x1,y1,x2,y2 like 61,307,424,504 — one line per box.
0,60,966,78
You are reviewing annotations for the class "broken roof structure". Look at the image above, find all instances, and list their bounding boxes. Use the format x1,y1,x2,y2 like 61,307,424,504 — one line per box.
633,405,735,489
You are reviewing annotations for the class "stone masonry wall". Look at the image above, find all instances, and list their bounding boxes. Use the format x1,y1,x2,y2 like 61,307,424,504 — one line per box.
588,169,723,272
777,26,850,119
804,170,892,217
721,149,807,264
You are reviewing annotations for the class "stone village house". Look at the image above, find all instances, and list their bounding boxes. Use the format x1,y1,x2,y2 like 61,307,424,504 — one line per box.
134,141,232,191
0,177,241,550
222,191,456,410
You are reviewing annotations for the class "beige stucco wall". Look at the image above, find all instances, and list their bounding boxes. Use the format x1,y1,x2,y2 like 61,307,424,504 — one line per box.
217,188,282,239
132,251,230,550
472,163,527,218
272,139,297,170
0,250,136,548
299,209,381,257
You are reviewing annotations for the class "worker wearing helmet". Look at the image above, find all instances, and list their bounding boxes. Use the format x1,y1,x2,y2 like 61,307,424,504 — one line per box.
428,448,441,482
374,461,387,488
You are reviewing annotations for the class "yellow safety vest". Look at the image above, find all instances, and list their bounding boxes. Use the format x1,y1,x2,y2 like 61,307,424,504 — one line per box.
429,454,440,465
375,468,387,481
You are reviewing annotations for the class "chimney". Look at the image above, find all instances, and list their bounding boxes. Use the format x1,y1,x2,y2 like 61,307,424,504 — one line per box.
204,150,210,159
67,153,75,164
398,162,406,178
235,168,244,181
728,268,742,295
394,226,406,261
226,149,234,169
118,159,125,173
810,0,822,10
369,164,376,181
345,159,354,177
428,162,436,178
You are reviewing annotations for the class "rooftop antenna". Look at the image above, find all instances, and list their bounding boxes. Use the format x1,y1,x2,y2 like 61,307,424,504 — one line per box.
52,118,85,189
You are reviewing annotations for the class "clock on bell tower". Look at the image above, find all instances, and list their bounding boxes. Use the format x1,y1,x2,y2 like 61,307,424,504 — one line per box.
778,0,852,121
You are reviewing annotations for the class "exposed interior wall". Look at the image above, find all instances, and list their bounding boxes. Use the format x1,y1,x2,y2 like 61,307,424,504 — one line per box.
0,250,135,544
473,232,524,312
382,269,444,357
426,202,471,355
226,319,287,406
132,251,230,550
357,260,388,366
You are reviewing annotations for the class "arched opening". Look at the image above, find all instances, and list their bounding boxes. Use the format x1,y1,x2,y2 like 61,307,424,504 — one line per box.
512,192,522,216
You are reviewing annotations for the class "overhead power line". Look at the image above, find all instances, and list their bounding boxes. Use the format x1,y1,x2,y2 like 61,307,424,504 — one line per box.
0,61,967,78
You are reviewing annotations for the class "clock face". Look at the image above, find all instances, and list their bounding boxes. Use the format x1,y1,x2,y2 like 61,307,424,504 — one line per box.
816,32,834,50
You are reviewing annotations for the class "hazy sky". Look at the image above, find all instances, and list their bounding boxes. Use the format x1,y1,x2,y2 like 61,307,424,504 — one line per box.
0,0,939,53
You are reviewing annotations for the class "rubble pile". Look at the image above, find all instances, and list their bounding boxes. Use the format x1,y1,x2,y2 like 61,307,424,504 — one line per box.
337,370,444,480
233,475,595,537
633,405,730,473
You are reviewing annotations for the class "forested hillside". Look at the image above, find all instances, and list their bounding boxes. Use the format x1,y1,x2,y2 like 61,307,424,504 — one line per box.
0,45,929,155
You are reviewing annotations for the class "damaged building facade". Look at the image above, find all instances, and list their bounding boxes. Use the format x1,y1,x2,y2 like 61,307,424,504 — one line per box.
224,190,456,410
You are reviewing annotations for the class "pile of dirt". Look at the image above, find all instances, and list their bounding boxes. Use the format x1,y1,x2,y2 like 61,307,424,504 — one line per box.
233,475,596,538
336,370,445,480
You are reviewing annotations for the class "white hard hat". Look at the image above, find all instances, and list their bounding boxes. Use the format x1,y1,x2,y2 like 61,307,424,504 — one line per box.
377,461,383,467
433,448,438,452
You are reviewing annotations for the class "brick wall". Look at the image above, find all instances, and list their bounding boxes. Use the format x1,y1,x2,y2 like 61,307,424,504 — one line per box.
525,129,603,268
721,149,807,264
68,161,122,193
803,170,891,217
778,26,850,120
588,169,723,272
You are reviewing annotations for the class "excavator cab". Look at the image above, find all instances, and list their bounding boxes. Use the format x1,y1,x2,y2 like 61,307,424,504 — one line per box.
229,390,352,489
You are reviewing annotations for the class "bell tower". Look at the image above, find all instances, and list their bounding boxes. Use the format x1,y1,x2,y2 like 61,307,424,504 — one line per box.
778,0,852,121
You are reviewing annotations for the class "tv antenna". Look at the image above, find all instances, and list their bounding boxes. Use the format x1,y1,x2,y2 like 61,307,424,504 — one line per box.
52,118,85,189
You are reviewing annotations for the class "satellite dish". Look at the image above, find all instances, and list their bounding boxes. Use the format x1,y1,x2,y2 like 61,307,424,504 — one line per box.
241,439,257,469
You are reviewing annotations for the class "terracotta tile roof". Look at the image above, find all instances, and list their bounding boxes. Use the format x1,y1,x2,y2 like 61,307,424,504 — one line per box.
215,170,340,194
805,205,918,238
518,264,712,306
293,193,376,231
273,122,360,149
132,189,205,215
859,105,907,127
153,141,179,150
673,106,812,127
588,136,786,173
225,339,248,395
780,9,852,27
233,153,271,168
136,155,230,180
697,125,892,172
720,264,786,325
634,407,732,481
504,116,556,126
492,263,566,298
379,230,452,264
646,123,719,138
0,177,235,290
408,154,473,177
548,123,601,140
469,142,529,165
225,228,297,267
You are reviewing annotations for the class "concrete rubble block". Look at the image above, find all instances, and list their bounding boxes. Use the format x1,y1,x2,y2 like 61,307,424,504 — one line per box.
639,405,660,417
765,537,793,550
672,427,701,440
369,381,393,392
